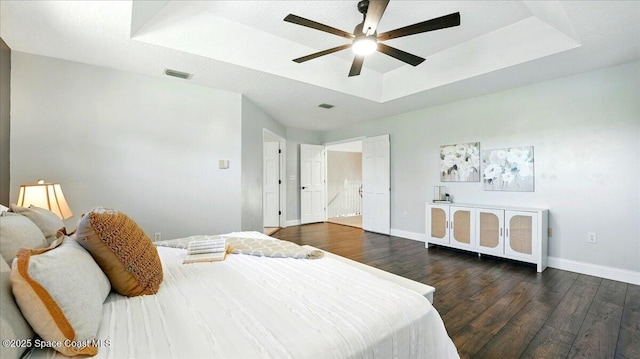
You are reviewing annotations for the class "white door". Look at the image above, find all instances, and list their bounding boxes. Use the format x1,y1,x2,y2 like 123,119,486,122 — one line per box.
263,141,280,227
300,144,325,224
362,134,390,234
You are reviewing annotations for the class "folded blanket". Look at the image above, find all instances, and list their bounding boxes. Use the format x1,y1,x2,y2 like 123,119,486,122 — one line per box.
226,237,324,259
155,235,324,260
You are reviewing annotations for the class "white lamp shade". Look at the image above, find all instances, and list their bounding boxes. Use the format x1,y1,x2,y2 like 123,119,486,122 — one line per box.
16,181,73,220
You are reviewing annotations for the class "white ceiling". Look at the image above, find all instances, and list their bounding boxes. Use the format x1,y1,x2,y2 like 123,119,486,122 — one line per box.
1,1,639,131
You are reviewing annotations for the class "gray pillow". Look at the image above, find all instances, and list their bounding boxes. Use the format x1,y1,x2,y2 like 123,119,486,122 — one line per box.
11,237,111,357
0,212,48,263
9,205,65,244
1,257,35,359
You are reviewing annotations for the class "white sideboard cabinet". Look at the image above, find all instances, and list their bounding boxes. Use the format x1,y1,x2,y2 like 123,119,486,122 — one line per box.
426,203,549,272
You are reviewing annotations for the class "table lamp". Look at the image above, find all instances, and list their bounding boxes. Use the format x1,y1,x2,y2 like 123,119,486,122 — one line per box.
16,179,73,220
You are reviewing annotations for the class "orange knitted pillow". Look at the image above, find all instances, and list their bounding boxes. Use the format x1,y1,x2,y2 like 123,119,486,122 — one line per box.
75,208,163,296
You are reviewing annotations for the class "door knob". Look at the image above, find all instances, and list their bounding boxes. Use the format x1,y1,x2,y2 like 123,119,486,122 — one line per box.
301,186,307,189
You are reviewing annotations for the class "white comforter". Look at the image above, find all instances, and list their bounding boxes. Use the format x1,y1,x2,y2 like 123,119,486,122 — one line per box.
28,232,459,359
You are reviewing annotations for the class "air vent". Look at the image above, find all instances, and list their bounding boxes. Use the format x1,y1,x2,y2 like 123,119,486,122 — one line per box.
164,69,192,80
318,103,334,109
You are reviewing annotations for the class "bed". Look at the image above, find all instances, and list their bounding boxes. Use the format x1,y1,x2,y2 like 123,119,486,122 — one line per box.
1,206,459,359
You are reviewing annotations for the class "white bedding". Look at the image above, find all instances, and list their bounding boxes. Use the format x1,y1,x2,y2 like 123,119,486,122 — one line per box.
27,232,458,358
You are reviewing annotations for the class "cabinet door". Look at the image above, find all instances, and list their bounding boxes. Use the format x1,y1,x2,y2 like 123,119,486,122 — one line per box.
450,206,475,250
476,208,504,255
427,204,449,244
504,211,538,262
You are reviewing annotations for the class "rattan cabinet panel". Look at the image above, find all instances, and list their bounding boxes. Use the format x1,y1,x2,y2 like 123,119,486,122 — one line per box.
427,204,450,245
450,206,476,250
504,211,538,262
476,208,504,256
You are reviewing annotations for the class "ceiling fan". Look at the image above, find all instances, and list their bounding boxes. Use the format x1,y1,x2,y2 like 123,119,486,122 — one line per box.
284,0,460,77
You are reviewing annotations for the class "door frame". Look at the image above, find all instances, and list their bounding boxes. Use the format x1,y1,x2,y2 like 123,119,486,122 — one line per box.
263,129,287,228
298,135,390,232
324,137,365,222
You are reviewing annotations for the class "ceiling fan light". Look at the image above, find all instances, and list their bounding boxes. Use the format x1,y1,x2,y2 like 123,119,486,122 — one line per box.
352,36,377,56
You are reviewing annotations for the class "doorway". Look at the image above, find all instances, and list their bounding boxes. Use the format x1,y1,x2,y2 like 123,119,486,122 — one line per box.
326,140,363,229
299,134,390,235
263,129,286,235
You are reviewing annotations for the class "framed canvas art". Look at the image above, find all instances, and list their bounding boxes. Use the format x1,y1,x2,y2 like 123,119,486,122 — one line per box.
482,146,534,191
440,142,480,182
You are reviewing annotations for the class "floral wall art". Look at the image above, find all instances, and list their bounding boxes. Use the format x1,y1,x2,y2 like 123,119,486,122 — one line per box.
440,142,480,182
482,146,534,191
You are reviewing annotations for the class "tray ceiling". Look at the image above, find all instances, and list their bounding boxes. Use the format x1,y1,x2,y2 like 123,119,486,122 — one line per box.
2,1,639,130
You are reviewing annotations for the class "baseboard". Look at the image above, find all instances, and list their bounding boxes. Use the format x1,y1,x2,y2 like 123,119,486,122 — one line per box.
285,220,300,227
548,257,640,285
387,230,640,285
390,229,428,243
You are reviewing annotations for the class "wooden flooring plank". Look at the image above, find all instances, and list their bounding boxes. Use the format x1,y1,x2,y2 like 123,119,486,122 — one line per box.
454,281,538,357
532,269,580,307
432,258,511,299
470,281,538,335
565,279,627,358
440,272,526,335
616,285,640,359
475,268,577,358
475,300,552,358
544,274,601,334
433,269,503,306
433,262,519,316
521,326,575,359
592,279,628,308
569,301,624,358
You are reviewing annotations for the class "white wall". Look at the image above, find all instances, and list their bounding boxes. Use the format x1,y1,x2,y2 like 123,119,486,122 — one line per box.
323,61,640,274
240,97,286,231
10,52,243,239
0,38,10,205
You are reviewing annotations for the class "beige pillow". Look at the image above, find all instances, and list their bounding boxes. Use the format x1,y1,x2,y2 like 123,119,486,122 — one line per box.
10,237,110,357
9,204,66,244
0,212,48,263
1,257,35,359
75,208,163,297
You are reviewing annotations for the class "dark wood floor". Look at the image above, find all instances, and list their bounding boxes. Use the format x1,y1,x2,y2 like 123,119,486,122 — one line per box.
274,223,639,359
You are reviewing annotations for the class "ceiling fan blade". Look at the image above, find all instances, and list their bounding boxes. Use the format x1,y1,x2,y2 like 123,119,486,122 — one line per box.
377,12,460,42
284,14,354,40
348,56,365,77
377,43,425,66
362,0,390,35
293,44,353,63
